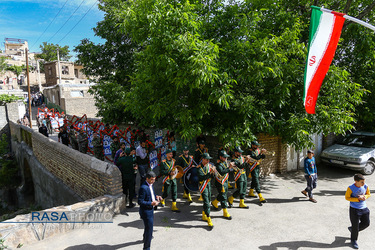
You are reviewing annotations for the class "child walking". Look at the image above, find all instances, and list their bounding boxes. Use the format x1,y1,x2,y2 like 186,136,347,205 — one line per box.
345,173,371,249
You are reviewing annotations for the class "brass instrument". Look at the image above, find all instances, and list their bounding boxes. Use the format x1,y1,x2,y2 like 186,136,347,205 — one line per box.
260,148,275,156
170,165,184,179
208,163,224,181
229,161,241,172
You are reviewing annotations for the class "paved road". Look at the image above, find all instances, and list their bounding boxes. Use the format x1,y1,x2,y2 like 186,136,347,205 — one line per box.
22,163,374,250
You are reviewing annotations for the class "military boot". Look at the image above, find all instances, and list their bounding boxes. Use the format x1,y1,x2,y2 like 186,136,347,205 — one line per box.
160,199,165,207
228,196,234,207
207,217,214,228
198,194,204,201
239,199,249,209
171,201,180,212
183,191,188,199
248,188,257,198
187,193,193,203
211,199,219,210
259,193,267,203
223,208,232,220
202,211,208,221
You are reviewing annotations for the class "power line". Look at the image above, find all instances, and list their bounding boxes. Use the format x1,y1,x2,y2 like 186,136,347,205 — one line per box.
57,0,98,44
30,0,70,51
47,0,86,44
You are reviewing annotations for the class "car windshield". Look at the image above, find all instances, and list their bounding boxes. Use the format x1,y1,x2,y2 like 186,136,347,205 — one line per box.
338,134,375,148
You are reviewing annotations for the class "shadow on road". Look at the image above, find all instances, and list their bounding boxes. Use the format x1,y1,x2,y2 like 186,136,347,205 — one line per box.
64,240,144,250
258,236,351,250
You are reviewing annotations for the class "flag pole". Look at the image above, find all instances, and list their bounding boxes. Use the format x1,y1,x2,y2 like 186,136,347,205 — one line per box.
321,7,375,32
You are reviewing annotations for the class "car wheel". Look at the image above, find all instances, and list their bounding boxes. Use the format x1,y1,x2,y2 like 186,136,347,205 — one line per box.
362,161,375,175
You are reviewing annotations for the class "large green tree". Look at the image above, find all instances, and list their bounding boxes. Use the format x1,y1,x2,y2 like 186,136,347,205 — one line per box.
76,0,372,149
35,42,71,63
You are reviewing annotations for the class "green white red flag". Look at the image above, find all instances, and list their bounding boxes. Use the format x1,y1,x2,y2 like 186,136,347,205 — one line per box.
303,6,345,114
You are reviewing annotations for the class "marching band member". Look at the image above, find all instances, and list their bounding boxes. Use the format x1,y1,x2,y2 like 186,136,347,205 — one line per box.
194,140,208,201
212,150,232,220
159,149,180,212
247,141,267,203
228,146,250,209
176,146,195,203
198,153,214,229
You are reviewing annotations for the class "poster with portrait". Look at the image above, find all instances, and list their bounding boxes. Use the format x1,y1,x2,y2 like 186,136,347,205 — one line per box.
87,127,94,149
160,145,167,161
51,118,59,129
154,129,163,149
149,150,158,169
103,134,112,156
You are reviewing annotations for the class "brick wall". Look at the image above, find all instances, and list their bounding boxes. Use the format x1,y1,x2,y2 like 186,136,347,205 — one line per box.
257,133,288,176
9,121,122,200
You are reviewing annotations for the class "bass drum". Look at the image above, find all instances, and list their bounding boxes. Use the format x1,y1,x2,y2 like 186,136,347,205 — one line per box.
184,167,199,192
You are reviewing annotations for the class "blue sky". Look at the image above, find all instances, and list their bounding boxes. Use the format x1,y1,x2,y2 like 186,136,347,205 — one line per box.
0,0,105,60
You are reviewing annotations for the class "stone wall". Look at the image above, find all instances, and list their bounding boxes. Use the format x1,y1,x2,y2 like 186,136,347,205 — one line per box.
9,121,123,202
0,194,125,249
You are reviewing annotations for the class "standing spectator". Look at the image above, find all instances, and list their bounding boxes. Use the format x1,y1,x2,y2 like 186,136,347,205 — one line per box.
46,115,52,134
77,129,88,154
114,142,126,166
69,125,79,150
110,136,120,159
301,149,318,203
138,171,161,250
38,123,48,137
345,173,371,249
136,139,149,184
168,132,177,158
22,115,30,127
36,115,40,128
117,148,138,208
58,127,70,146
92,132,104,160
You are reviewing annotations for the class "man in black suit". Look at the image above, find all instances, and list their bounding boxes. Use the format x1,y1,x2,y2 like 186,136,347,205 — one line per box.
138,171,162,250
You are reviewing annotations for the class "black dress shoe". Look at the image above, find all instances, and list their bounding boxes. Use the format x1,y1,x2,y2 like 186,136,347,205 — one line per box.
127,203,136,208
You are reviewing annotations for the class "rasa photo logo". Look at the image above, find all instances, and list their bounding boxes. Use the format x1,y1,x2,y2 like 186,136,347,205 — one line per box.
30,211,113,223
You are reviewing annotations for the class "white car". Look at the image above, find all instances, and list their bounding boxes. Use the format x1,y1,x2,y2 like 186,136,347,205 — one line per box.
320,132,375,175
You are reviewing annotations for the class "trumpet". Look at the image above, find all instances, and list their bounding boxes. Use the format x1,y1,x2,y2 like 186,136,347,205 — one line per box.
229,161,241,172
260,149,275,156
209,163,224,181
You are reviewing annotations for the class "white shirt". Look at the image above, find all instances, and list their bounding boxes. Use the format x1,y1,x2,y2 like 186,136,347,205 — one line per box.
136,145,147,159
147,181,156,203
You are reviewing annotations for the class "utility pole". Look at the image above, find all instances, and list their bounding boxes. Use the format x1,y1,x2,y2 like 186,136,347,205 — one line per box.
25,49,32,128
37,59,42,92
57,48,62,85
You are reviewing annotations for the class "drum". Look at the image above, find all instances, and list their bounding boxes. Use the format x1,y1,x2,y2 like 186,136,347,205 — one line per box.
184,167,199,192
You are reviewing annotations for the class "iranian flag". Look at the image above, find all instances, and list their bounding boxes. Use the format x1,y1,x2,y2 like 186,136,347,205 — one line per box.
304,6,346,114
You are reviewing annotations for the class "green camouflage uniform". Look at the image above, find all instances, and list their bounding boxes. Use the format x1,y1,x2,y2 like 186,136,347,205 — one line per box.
92,136,104,160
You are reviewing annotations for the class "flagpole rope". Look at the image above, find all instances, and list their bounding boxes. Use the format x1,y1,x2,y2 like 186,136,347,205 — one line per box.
321,7,375,32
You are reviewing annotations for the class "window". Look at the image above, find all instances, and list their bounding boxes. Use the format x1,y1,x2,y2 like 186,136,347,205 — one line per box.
70,90,84,97
48,67,52,76
74,69,79,78
62,65,69,75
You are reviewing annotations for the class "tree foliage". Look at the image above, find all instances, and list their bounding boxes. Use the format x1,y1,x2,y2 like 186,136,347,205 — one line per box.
35,42,71,62
0,56,7,73
75,0,374,149
6,65,25,77
0,94,22,106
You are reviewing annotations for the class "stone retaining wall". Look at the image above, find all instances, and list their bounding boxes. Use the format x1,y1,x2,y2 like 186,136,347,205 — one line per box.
0,194,125,249
9,121,123,200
